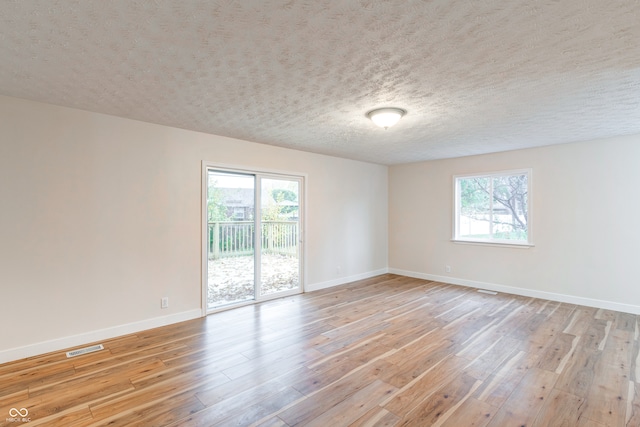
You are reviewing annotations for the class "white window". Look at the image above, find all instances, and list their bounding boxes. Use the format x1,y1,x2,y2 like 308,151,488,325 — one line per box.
454,169,532,246
233,207,245,219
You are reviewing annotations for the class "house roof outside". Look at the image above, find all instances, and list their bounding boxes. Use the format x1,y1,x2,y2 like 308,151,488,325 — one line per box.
218,188,254,208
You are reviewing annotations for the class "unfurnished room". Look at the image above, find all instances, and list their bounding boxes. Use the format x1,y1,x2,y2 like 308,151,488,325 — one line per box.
1,1,640,426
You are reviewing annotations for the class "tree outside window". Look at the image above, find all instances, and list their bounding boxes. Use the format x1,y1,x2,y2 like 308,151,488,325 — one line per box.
455,170,531,244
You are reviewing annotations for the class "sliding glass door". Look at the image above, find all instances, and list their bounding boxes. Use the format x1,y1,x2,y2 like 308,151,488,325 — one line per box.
204,166,303,312
206,171,256,308
260,177,301,297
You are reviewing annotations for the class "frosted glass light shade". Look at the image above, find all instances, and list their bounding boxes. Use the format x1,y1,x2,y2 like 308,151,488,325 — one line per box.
367,108,406,129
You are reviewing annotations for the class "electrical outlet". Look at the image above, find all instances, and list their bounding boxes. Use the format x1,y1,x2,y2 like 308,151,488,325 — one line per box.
336,265,341,275
445,265,451,273
161,297,169,309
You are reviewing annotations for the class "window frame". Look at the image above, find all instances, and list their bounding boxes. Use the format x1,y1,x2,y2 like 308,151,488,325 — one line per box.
453,168,533,247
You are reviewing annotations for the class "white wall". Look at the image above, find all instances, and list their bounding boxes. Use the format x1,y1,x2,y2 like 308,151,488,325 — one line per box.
0,95,388,362
389,135,640,313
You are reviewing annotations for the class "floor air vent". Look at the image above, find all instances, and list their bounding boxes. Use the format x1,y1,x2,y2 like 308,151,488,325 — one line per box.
477,289,498,295
66,344,104,358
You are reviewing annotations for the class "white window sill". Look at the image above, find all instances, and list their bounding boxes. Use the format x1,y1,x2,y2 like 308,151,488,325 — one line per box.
451,239,535,248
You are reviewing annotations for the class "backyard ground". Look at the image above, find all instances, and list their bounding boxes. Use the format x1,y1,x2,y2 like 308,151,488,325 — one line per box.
208,254,299,307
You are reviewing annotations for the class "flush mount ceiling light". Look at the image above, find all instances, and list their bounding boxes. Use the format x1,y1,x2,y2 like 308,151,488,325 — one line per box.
366,107,406,129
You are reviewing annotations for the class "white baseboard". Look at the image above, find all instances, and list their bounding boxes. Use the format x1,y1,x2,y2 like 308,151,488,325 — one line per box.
0,309,202,365
8,267,635,365
389,268,640,315
1,267,390,365
306,268,390,292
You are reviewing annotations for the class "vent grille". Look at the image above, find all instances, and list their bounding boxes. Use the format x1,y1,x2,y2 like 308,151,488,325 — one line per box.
66,344,104,358
477,289,498,295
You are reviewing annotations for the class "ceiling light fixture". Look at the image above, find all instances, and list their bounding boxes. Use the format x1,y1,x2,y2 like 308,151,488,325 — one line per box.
366,107,406,129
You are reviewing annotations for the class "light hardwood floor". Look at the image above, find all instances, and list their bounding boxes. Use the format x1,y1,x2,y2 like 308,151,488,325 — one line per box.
1,274,639,426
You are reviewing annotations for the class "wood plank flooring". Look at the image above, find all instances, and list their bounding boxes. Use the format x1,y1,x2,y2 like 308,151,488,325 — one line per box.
2,274,639,426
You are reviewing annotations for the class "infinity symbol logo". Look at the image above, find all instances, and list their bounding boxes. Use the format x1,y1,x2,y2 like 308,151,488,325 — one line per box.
9,408,28,417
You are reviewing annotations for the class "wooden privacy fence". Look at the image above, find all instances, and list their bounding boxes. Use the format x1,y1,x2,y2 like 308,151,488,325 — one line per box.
208,221,298,259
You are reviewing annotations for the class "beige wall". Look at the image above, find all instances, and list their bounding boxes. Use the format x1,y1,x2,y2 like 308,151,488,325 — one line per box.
0,95,388,361
389,135,640,313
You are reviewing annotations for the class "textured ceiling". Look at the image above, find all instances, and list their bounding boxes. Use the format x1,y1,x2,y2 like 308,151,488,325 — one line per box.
1,0,639,164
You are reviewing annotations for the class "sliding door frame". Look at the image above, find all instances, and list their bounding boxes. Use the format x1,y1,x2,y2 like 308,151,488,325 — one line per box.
201,161,306,316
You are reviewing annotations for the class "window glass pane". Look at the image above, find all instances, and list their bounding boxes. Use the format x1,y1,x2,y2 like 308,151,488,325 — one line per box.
260,178,300,296
455,170,530,244
491,175,528,241
207,171,255,309
458,177,491,239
